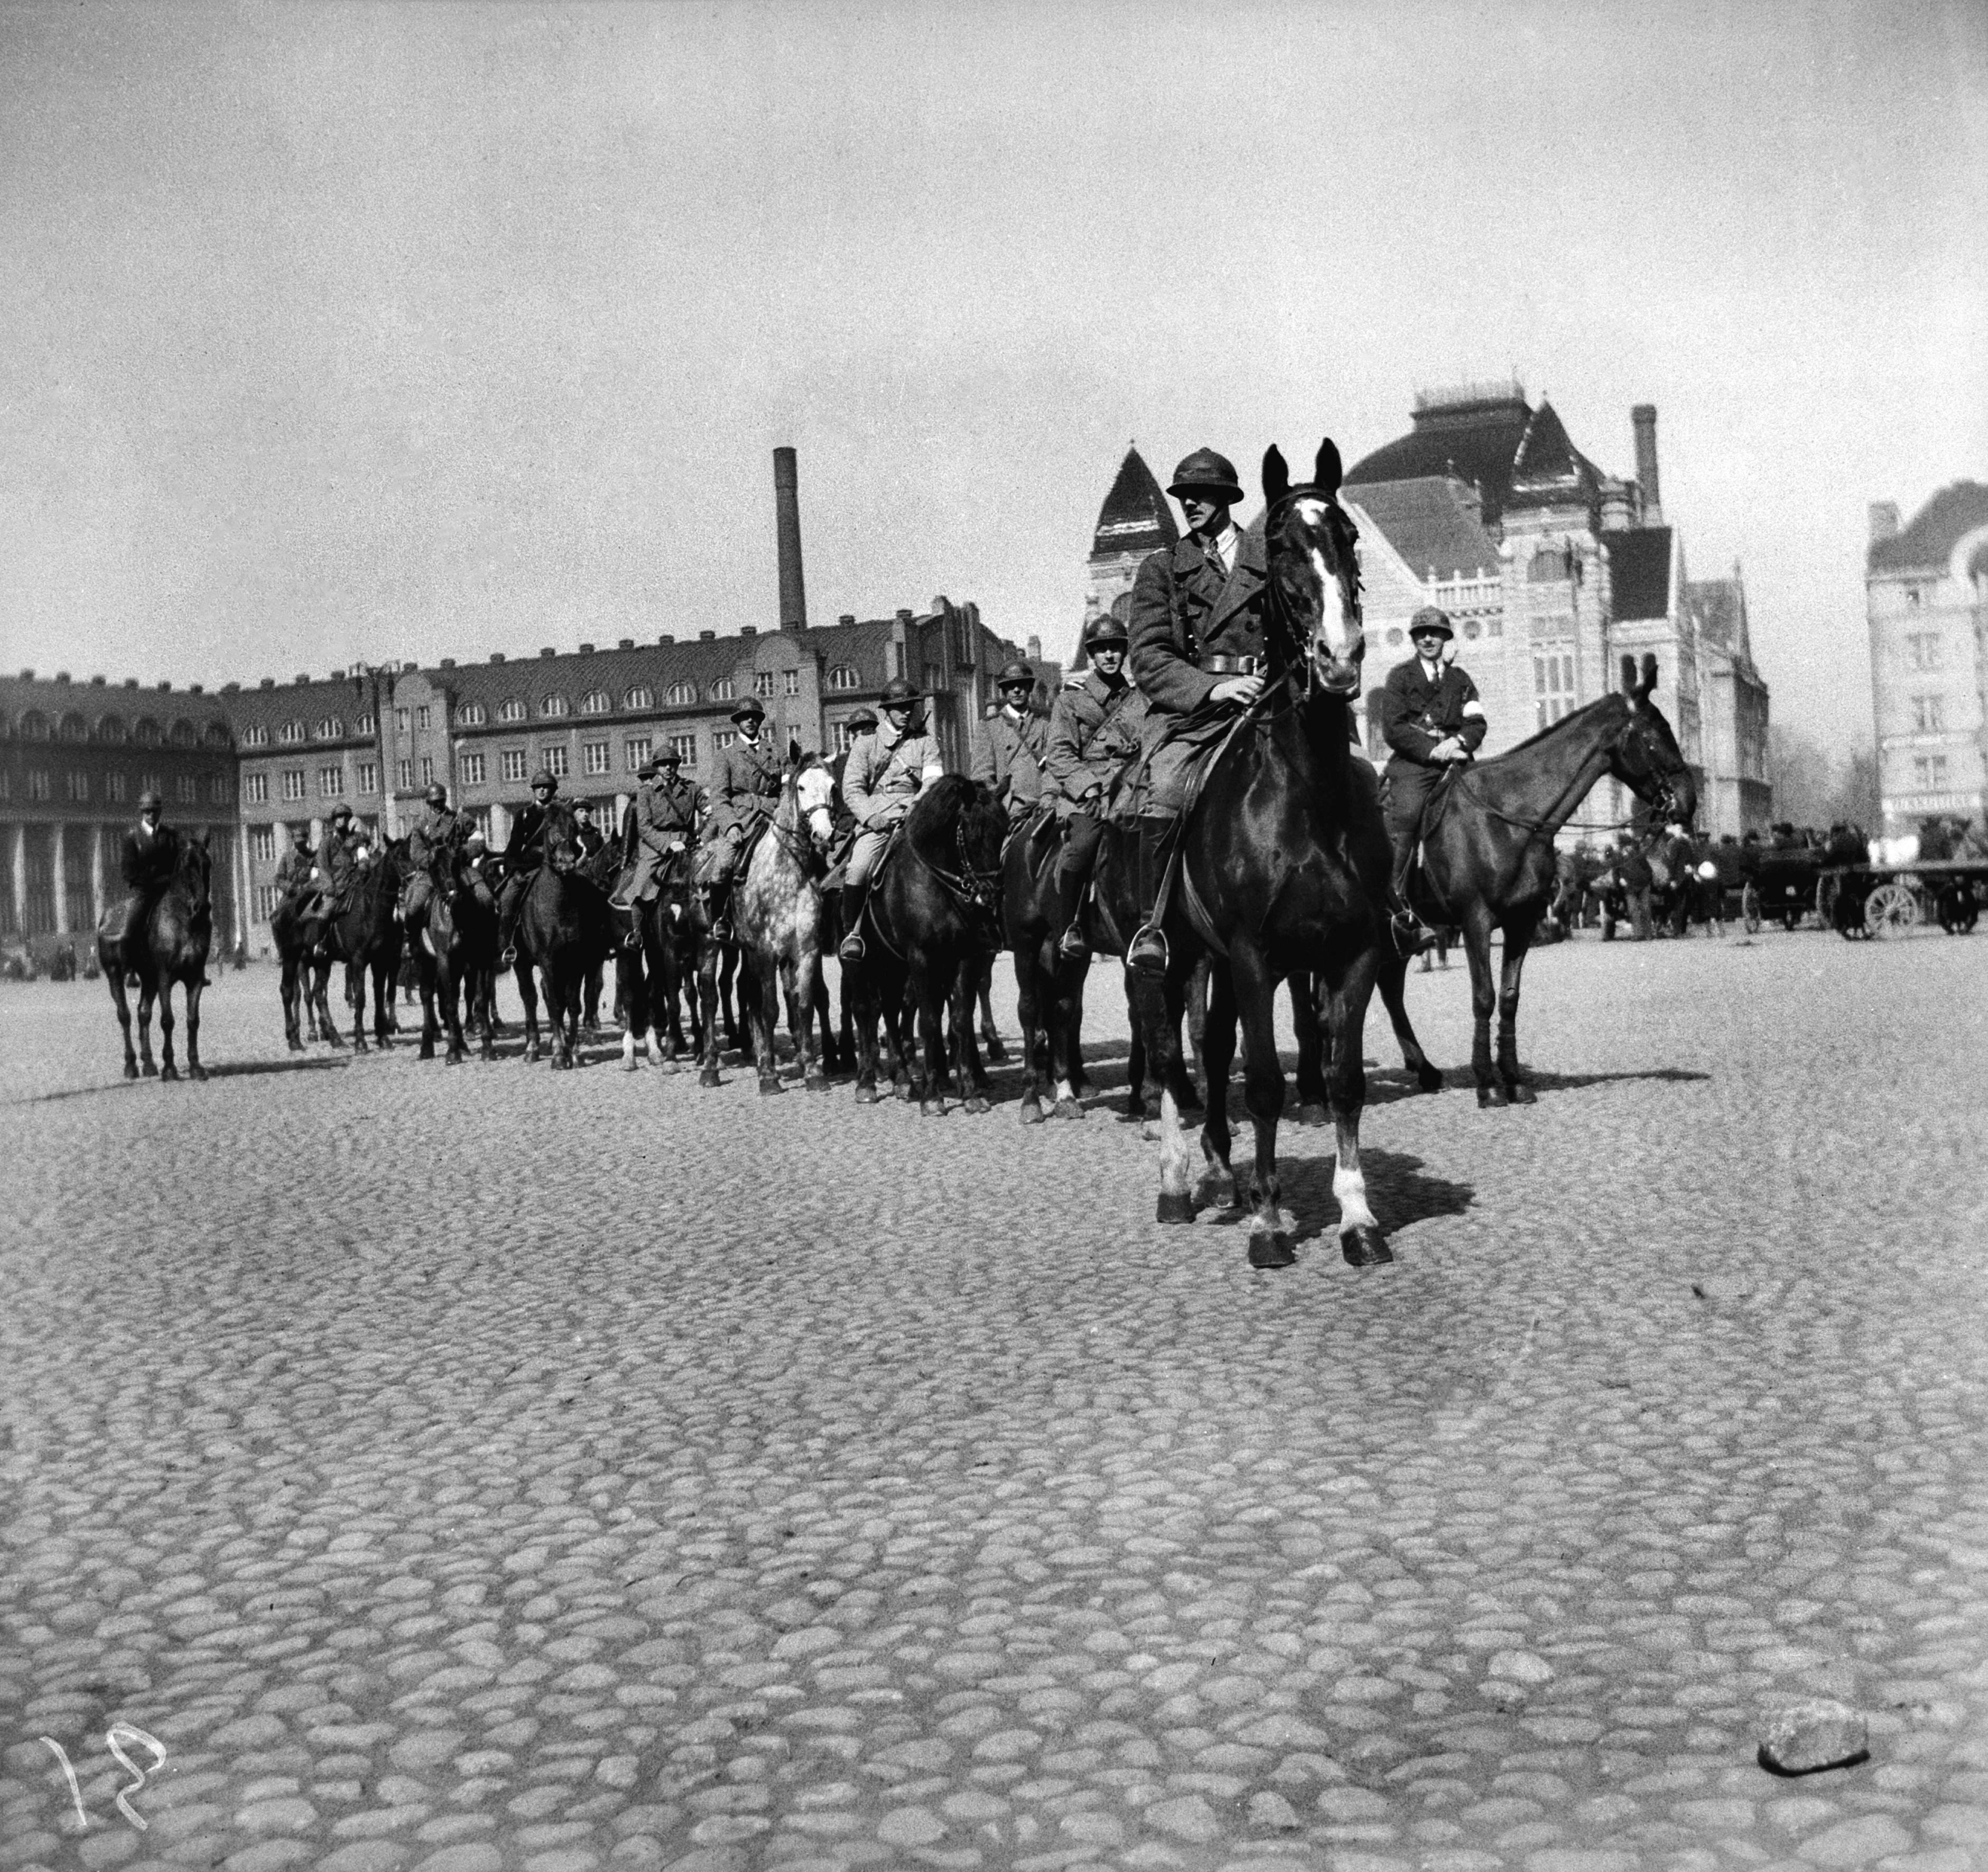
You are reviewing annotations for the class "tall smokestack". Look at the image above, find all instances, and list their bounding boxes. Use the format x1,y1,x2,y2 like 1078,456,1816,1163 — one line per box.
1631,404,1661,524
774,446,807,632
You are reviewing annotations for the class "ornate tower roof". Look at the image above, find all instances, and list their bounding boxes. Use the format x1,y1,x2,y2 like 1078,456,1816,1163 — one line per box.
1506,400,1601,514
1091,447,1179,560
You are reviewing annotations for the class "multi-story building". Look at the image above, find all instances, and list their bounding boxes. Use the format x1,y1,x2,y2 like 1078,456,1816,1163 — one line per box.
0,670,240,961
1865,482,1988,833
1078,388,1773,841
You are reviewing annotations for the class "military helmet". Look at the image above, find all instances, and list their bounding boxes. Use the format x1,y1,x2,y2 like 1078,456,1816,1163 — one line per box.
1408,605,1454,641
730,697,766,722
879,676,922,707
530,767,558,790
996,660,1036,690
291,822,311,842
657,746,682,765
424,782,448,805
573,799,593,815
1167,448,1244,505
846,706,878,731
635,756,660,779
330,802,353,821
137,789,163,810
1084,614,1130,650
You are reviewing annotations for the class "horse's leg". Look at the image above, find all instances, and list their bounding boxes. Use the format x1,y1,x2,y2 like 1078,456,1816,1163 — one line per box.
1014,944,1047,1124
1461,905,1502,1107
976,954,1006,1063
1228,944,1294,1267
796,946,829,1093
618,944,644,1072
157,981,180,1082
316,959,344,1048
549,962,576,1070
374,958,393,1048
1289,968,1329,1126
1324,951,1391,1267
184,979,206,1081
754,951,785,1096
136,978,159,1077
1052,954,1088,1119
345,955,368,1053
1376,946,1444,1093
282,954,304,1052
417,954,439,1061
516,959,542,1064
696,935,723,1087
850,956,881,1104
720,946,740,1052
108,969,138,1079
1124,991,1148,1124
1183,954,1210,1115
956,954,991,1115
1195,960,1240,1212
1495,921,1538,1103
916,962,949,1118
1133,969,1196,1224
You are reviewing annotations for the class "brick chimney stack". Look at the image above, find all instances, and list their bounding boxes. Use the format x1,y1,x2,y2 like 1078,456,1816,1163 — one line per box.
774,446,807,632
1631,404,1661,524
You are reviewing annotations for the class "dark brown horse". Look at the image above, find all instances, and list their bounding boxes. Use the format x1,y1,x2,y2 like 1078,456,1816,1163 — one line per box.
1381,653,1697,1105
320,842,406,1052
271,896,337,1051
848,774,1007,1116
611,862,701,1072
1115,440,1391,1269
413,840,500,1064
97,831,213,1081
511,803,615,1069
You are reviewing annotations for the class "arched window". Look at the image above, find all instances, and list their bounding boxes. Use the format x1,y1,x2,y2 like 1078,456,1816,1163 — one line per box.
59,712,89,743
134,717,162,746
458,702,488,727
278,719,304,744
354,713,375,736
498,698,527,722
540,694,570,718
98,714,129,744
240,724,267,747
580,689,612,715
826,664,860,691
666,681,696,706
314,717,343,739
20,710,50,740
624,684,654,710
170,719,199,747
710,677,735,702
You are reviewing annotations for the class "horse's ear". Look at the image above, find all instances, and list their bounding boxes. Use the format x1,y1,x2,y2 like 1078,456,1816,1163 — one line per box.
1620,653,1638,696
1262,446,1289,508
1641,653,1658,696
1314,438,1342,497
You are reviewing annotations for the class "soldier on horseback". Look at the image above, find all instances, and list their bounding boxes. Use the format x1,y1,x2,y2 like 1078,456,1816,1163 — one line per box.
1124,447,1269,974
1046,617,1148,959
402,783,472,934
1371,605,1486,951
497,768,561,966
316,803,367,907
837,676,945,962
698,698,784,941
273,822,317,912
115,789,179,965
972,661,1047,827
572,799,606,859
613,747,699,937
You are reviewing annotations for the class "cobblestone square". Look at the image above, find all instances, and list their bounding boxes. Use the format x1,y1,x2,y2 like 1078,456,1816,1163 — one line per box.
4,933,1987,1872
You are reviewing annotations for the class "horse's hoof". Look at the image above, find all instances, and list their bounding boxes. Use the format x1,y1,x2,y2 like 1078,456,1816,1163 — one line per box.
698,1069,721,1088
1122,1096,1149,1123
1156,1192,1197,1225
982,1035,1008,1063
1053,1098,1085,1120
759,1079,785,1097
922,1099,946,1118
1295,1101,1329,1127
1477,1084,1508,1108
419,1041,435,1060
1508,1080,1537,1105
658,1058,680,1075
1416,1064,1445,1093
287,1040,305,1055
965,1096,991,1116
805,1074,829,1093
160,1065,180,1083
124,1064,139,1081
856,1085,879,1104
1248,1231,1297,1269
142,1062,159,1079
1197,1173,1237,1211
444,1052,463,1068
188,1066,208,1083
1342,1225,1394,1268
623,1054,640,1073
895,1081,914,1102
1019,1099,1046,1125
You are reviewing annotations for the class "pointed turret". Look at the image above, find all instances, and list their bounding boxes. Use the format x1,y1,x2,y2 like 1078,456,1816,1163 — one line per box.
1080,445,1180,663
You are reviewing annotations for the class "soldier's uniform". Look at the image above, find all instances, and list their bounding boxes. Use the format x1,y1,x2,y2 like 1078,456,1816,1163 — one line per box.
838,678,945,959
402,787,469,928
115,793,178,956
1044,619,1149,956
572,805,606,860
617,754,701,906
315,809,365,913
497,770,561,959
971,661,1048,825
272,832,317,906
1370,608,1487,907
697,701,785,905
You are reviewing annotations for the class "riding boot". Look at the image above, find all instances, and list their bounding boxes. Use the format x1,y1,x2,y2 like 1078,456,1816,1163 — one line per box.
1387,843,1437,957
837,883,867,962
1126,817,1178,977
1055,861,1090,960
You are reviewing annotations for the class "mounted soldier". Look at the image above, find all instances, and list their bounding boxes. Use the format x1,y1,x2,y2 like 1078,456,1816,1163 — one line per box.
315,804,367,912
1124,447,1269,973
571,798,606,859
1371,605,1487,951
696,697,784,940
1045,616,1149,959
497,768,561,966
401,783,469,933
612,747,699,931
272,822,317,913
115,789,179,963
838,676,945,961
972,660,1047,828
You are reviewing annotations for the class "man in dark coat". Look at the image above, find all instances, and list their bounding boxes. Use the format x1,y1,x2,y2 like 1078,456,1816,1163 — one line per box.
498,768,561,965
572,799,606,859
1614,833,1655,940
401,783,470,931
972,660,1047,824
1045,617,1148,958
315,804,366,912
614,748,700,920
697,698,785,938
273,823,316,905
1371,606,1488,950
1123,447,1267,972
115,789,178,958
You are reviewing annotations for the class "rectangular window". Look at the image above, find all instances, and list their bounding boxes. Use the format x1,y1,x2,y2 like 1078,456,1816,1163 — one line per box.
396,709,411,734
1912,696,1945,733
245,772,269,804
783,669,801,696
319,766,346,798
1907,632,1943,672
583,740,610,776
754,671,776,698
416,705,433,729
256,884,280,922
500,750,528,784
250,826,275,862
397,758,413,790
65,771,89,802
141,772,161,800
625,737,652,771
178,774,199,803
107,771,127,803
1533,650,1574,728
210,774,231,804
670,734,698,766
28,770,49,801
421,757,435,786
831,720,858,754
461,752,487,785
283,768,306,801
357,762,378,794
542,745,569,777
1933,755,1949,785
713,730,737,752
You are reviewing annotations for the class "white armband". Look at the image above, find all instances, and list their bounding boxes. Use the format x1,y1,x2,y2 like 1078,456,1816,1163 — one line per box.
921,763,945,783
1462,701,1485,719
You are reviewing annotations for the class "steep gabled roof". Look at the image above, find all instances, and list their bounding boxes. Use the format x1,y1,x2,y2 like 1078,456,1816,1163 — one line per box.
1092,447,1179,560
1346,389,1602,529
1605,527,1674,621
1868,481,1988,573
1686,575,1753,665
1344,477,1502,582
1506,400,1601,512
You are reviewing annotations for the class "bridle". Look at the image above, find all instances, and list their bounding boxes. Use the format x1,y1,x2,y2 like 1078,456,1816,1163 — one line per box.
1264,490,1364,704
915,821,1004,922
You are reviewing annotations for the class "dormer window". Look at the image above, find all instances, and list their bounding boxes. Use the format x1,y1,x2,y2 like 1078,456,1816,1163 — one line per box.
540,694,570,717
498,698,527,722
624,685,655,710
458,702,488,727
581,689,612,715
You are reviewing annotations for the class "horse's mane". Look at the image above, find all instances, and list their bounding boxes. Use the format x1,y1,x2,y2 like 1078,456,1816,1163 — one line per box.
906,773,981,835
1474,688,1627,766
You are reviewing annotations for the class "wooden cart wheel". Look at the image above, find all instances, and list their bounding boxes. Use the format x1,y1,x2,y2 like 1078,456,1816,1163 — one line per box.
1740,882,1761,933
1863,881,1920,937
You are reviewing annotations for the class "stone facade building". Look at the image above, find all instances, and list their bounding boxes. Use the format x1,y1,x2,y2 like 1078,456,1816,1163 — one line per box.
1865,481,1988,833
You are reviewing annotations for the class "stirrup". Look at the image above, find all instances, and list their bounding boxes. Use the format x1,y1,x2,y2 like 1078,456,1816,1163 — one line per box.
1057,921,1089,959
1390,910,1436,958
838,930,865,962
1127,923,1168,976
498,944,517,969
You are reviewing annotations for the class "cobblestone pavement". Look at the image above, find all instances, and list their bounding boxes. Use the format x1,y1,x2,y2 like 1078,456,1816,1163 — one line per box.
4,931,1987,1872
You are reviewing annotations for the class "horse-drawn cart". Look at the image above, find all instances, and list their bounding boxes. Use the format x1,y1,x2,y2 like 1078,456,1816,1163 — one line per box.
1818,859,1985,939
1738,846,1823,933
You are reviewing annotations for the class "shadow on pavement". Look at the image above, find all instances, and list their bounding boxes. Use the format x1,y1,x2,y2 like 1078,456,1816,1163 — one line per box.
1281,1146,1475,1235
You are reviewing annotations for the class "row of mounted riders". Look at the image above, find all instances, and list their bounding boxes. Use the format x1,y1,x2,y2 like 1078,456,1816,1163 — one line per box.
101,441,1701,1269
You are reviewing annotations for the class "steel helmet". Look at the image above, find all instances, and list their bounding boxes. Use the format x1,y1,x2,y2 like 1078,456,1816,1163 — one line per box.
879,676,922,707
137,789,163,809
530,767,558,790
424,783,448,805
730,697,766,722
1408,606,1455,641
996,660,1036,690
1084,614,1130,650
1167,448,1244,506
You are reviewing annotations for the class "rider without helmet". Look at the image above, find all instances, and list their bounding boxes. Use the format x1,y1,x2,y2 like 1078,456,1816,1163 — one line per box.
838,676,945,961
972,659,1047,826
1372,604,1487,952
698,697,783,938
115,789,176,954
1045,614,1148,959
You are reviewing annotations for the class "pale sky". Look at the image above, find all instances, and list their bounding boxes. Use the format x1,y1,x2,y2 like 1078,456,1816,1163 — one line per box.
3,1,1983,754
